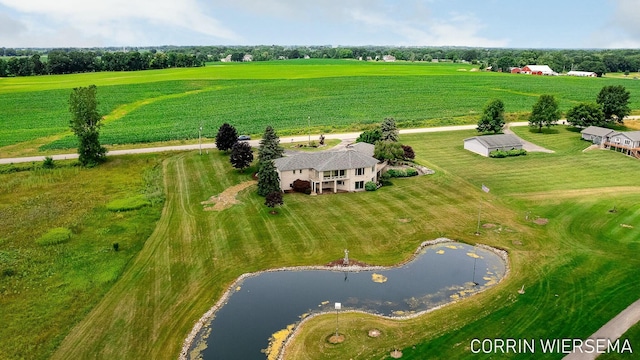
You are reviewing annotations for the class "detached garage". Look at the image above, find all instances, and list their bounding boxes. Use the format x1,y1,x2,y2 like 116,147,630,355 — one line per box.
464,134,523,157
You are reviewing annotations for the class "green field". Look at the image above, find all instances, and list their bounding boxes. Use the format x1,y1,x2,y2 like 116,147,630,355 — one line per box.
2,60,640,156
2,62,640,360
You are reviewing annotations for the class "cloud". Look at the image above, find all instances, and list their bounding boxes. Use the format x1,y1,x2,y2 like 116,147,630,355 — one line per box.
0,0,240,46
590,0,640,48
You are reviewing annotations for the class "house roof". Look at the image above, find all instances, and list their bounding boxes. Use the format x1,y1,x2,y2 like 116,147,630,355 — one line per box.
581,126,615,137
524,65,555,73
274,149,378,172
567,70,596,76
610,131,640,142
346,142,375,157
464,134,522,148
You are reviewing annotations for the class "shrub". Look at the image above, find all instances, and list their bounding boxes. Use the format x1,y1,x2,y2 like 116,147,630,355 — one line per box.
2,268,16,277
106,195,151,212
490,149,527,158
405,168,419,177
36,227,72,246
42,156,55,169
386,168,419,178
365,181,377,191
379,172,393,186
292,179,311,194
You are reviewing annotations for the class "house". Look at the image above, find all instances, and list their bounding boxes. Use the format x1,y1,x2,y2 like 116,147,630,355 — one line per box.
463,134,523,157
522,65,557,76
605,131,640,158
220,54,232,62
581,126,640,158
580,126,615,144
567,70,597,77
242,54,253,62
273,146,383,194
383,55,396,62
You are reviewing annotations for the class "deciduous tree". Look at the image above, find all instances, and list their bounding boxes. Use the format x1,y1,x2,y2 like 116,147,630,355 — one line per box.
215,123,238,152
374,141,404,163
597,85,630,123
265,191,284,214
402,144,415,161
529,94,560,132
356,128,382,144
229,141,253,172
566,103,605,128
69,85,107,167
477,99,505,134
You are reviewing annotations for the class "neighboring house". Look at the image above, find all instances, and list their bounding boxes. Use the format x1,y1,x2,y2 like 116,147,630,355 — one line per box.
522,65,557,76
383,55,396,62
580,126,615,144
581,126,640,158
242,54,253,62
463,134,523,157
567,70,597,77
274,145,383,194
220,55,232,62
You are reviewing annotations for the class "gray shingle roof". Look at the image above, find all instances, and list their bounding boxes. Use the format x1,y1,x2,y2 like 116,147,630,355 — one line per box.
464,134,522,148
581,126,615,137
611,131,640,142
274,150,378,172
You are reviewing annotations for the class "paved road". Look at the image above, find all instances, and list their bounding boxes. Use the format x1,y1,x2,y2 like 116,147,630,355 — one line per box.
563,298,640,359
0,122,530,165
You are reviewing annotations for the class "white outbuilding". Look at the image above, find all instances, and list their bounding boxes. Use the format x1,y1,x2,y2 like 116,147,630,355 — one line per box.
463,134,524,157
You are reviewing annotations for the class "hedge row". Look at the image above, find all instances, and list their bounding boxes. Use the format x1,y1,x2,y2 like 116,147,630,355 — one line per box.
489,149,528,158
385,168,419,178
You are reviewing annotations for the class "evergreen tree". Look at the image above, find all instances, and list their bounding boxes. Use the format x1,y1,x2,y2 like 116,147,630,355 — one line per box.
529,95,560,132
229,141,254,172
257,160,281,197
597,85,631,123
380,117,399,142
258,126,284,162
215,123,238,152
477,99,505,134
69,85,107,167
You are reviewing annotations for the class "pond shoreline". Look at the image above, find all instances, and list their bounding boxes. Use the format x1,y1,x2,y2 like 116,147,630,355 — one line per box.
179,238,510,360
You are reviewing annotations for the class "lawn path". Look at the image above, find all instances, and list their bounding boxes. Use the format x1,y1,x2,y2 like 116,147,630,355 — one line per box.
563,298,640,359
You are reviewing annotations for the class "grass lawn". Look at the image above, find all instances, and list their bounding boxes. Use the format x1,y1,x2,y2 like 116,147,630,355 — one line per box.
3,60,640,156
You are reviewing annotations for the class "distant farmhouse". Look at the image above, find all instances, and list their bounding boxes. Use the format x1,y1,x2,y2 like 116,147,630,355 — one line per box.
274,143,384,194
567,70,598,77
581,126,640,158
521,65,558,76
464,134,523,157
382,55,396,62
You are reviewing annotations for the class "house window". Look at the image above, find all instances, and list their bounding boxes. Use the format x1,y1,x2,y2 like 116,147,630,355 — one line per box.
323,170,346,179
355,168,365,176
624,139,631,145
615,138,620,143
355,181,365,189
337,181,344,185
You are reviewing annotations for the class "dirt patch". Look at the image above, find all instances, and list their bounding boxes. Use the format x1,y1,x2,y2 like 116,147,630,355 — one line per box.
390,349,403,358
398,218,411,223
368,329,381,338
621,224,634,229
533,218,549,225
327,334,345,344
201,181,256,211
482,223,496,228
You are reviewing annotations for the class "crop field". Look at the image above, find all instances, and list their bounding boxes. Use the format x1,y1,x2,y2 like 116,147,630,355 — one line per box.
2,60,640,156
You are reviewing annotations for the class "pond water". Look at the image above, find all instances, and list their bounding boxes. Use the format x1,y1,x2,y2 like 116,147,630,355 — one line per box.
187,241,506,359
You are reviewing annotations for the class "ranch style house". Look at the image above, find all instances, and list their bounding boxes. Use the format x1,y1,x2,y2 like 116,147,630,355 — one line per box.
463,134,524,157
581,126,640,158
274,143,384,194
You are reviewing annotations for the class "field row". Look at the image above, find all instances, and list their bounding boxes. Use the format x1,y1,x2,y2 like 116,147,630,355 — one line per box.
3,61,640,152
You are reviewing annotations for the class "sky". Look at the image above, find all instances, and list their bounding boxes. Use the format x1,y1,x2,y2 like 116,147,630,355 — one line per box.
0,0,639,49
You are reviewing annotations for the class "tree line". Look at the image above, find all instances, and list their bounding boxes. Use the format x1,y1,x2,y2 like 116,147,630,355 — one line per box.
3,46,640,77
0,49,205,77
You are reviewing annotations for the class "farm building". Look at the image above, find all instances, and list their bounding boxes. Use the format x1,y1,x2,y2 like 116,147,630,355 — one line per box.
567,70,597,77
522,65,557,76
463,134,523,157
383,55,396,62
509,67,522,74
274,145,384,194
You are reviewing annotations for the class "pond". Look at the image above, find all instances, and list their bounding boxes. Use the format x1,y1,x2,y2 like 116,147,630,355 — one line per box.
184,240,507,359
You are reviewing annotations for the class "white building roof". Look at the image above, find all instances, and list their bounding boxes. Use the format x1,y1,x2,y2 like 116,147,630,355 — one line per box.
464,134,523,149
525,65,556,74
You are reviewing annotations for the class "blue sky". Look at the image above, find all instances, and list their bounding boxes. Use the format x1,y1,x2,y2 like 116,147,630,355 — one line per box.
0,0,638,48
